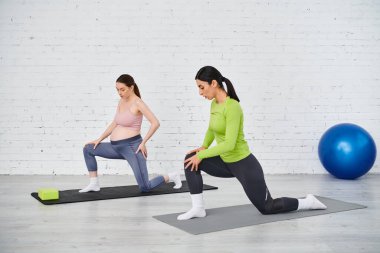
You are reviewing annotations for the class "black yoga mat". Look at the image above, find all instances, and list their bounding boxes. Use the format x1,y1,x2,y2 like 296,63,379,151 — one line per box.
153,196,366,235
31,181,217,205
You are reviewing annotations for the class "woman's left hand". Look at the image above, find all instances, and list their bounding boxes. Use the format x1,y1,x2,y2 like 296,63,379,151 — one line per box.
136,143,148,159
184,155,202,171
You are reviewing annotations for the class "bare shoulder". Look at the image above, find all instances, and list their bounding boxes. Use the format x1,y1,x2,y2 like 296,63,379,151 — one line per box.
134,97,143,104
134,97,146,107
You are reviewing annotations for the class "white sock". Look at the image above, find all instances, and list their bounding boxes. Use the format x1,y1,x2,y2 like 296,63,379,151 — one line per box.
297,194,327,211
79,177,100,193
168,172,182,189
177,193,206,220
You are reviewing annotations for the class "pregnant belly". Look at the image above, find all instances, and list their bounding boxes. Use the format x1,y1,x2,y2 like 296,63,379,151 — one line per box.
110,125,140,141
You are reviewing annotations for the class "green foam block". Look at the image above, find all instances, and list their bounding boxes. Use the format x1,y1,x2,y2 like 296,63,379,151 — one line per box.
38,188,59,200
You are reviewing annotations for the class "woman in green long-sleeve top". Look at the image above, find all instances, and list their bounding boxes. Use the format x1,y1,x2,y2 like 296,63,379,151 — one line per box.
178,66,327,220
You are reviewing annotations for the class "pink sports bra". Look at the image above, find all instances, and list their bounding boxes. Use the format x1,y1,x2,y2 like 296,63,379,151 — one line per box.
114,103,143,131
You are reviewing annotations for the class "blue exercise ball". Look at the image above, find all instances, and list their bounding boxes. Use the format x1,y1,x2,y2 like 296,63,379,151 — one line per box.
318,123,377,179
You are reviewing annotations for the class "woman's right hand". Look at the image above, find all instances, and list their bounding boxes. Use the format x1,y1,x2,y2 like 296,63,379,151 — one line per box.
186,146,206,154
85,139,101,149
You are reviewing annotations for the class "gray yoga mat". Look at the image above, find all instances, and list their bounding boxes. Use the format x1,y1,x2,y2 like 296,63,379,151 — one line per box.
153,196,366,235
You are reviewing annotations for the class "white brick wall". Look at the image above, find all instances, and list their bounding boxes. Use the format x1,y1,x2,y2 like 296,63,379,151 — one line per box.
0,0,379,175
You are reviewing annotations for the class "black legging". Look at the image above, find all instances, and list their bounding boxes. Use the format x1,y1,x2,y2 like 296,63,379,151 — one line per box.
184,152,299,215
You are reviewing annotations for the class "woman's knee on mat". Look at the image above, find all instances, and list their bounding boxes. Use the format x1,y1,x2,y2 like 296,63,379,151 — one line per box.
138,183,151,192
257,199,285,215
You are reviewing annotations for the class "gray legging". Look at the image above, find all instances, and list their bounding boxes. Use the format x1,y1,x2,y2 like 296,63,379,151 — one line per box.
83,134,165,192
184,152,299,214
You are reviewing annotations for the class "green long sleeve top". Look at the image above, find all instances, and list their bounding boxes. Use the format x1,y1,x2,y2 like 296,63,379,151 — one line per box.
196,97,251,163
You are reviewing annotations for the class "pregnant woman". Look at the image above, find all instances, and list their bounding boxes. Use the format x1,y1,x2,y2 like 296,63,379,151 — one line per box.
80,74,182,193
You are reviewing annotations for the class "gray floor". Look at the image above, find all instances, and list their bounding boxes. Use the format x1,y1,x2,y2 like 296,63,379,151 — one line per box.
0,174,379,253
